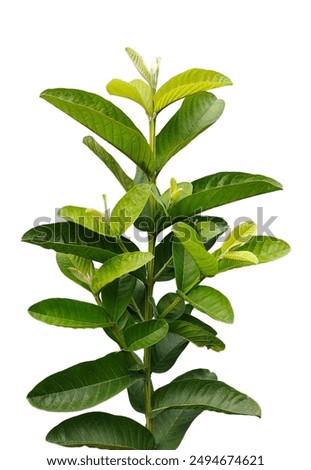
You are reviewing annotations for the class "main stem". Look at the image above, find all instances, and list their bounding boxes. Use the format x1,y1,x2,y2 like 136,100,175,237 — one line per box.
144,114,157,432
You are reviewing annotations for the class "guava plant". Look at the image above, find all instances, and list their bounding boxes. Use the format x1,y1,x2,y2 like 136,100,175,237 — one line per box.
23,48,290,450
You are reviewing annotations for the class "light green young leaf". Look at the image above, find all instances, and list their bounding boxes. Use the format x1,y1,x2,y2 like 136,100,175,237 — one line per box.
40,88,154,174
28,298,113,328
221,221,257,254
46,412,155,450
178,285,234,324
194,216,229,250
154,68,232,112
106,79,153,115
92,252,153,294
59,206,110,237
151,379,261,418
156,92,225,171
171,172,283,220
223,251,259,264
110,184,151,236
125,47,152,86
83,136,134,191
162,182,193,207
27,352,143,412
173,222,218,277
56,253,94,291
124,320,169,351
172,242,200,291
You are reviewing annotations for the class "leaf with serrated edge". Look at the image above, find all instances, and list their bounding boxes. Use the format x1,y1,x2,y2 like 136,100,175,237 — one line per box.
46,411,155,450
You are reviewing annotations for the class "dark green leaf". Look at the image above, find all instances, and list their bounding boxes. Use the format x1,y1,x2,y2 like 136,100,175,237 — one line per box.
40,88,154,174
179,313,217,336
173,222,218,277
100,275,136,322
28,298,113,328
27,352,142,412
151,333,188,373
157,293,185,320
83,136,134,191
46,411,155,450
124,320,169,351
152,379,261,417
154,68,232,112
172,368,218,382
92,252,152,294
153,409,202,450
156,92,225,171
171,172,283,219
179,285,234,324
169,320,225,351
154,233,174,281
127,380,148,413
173,242,201,290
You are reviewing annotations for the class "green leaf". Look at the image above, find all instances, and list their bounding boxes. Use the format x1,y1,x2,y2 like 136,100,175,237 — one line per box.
107,79,153,114
59,206,110,236
21,222,121,263
28,298,113,328
46,411,155,450
40,88,154,174
156,92,225,171
169,319,225,351
124,320,169,351
171,172,283,219
100,275,136,322
154,68,232,112
56,253,94,291
125,47,152,86
110,184,151,236
221,221,257,254
172,368,218,382
194,216,229,249
92,252,152,294
157,293,185,320
83,136,134,191
27,352,142,412
223,251,259,264
161,182,193,207
151,333,188,373
152,379,261,418
153,409,202,450
216,236,290,272
173,242,201,291
173,222,218,277
179,313,217,336
127,380,148,413
154,233,175,281
179,285,234,324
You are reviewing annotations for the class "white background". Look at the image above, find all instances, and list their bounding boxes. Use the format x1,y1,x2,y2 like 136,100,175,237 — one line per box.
1,0,310,468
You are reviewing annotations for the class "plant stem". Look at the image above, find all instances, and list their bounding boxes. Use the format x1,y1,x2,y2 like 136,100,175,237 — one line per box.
143,113,157,432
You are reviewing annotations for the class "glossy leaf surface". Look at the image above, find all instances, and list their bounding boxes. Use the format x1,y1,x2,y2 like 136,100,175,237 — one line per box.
151,333,188,373
124,320,169,351
169,320,225,351
100,275,136,322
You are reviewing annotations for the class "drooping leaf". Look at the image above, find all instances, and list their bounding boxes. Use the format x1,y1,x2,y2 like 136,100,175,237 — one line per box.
110,184,151,236
46,411,155,450
151,332,188,373
27,352,143,412
223,250,259,264
172,242,201,291
221,221,257,254
154,68,232,112
178,285,234,324
153,409,202,450
59,206,110,236
107,79,153,114
152,379,261,418
216,236,290,273
56,253,94,291
40,88,154,174
92,252,152,294
169,319,225,351
124,320,169,351
125,47,152,86
157,293,185,320
156,92,225,171
28,298,113,328
83,136,134,191
173,222,218,277
100,275,136,322
154,233,175,281
171,172,283,219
